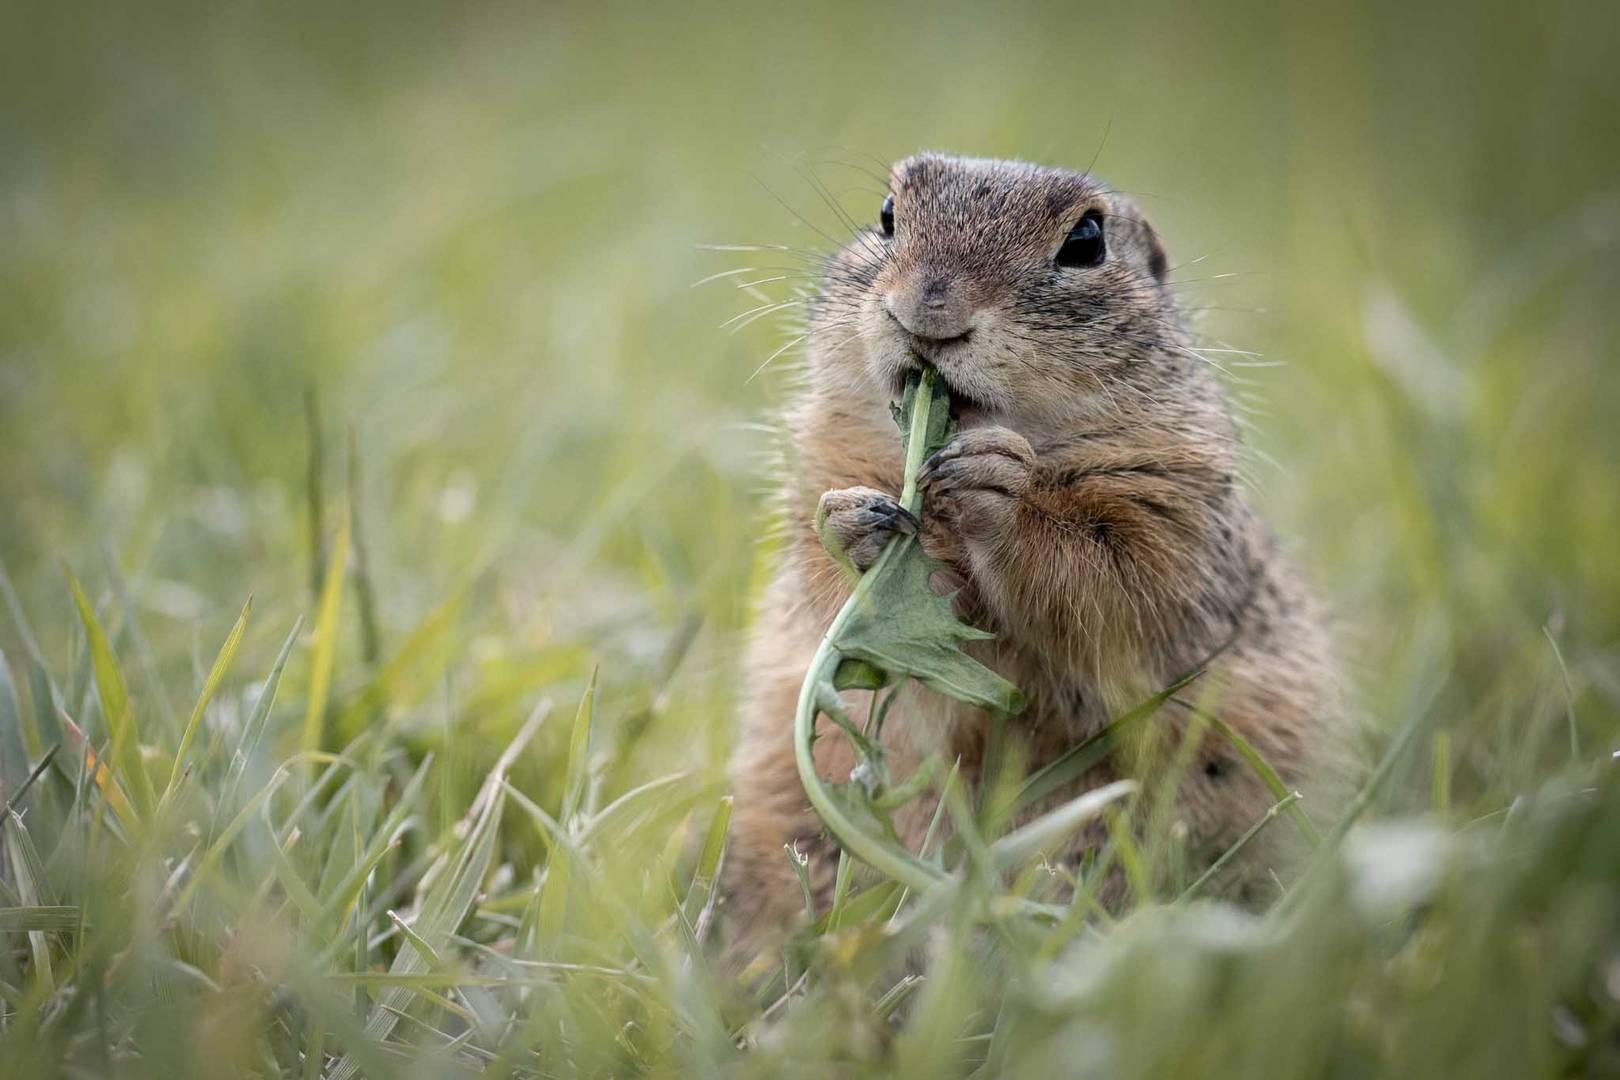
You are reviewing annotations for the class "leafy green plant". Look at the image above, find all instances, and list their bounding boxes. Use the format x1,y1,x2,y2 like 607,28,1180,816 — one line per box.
795,366,1139,902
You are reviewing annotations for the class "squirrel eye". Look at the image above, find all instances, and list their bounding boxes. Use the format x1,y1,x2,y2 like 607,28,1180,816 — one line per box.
1056,211,1105,268
880,194,895,238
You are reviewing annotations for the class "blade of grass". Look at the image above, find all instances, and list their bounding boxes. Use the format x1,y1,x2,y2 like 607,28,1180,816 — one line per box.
681,794,732,941
262,815,325,925
317,756,431,931
0,650,30,801
0,906,79,933
989,779,1136,872
1542,624,1579,761
1280,703,1434,915
1175,697,1323,848
577,771,689,848
348,425,382,671
1323,702,1432,850
220,617,304,815
99,546,180,740
561,668,598,824
26,662,56,762
304,384,326,602
314,780,367,914
1012,669,1203,816
0,746,57,820
336,589,465,742
535,819,573,950
1105,807,1149,903
67,566,154,820
786,843,817,922
172,768,291,913
1432,728,1452,816
2,812,54,990
0,556,44,668
302,516,351,758
162,594,252,808
1176,791,1302,902
329,735,512,1080
54,712,137,831
385,911,502,1034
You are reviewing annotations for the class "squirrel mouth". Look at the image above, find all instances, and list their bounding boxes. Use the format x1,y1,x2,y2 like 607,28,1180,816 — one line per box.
890,356,990,421
912,328,972,350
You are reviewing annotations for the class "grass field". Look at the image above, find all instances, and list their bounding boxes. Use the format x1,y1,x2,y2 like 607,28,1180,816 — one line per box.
2,1,1619,1076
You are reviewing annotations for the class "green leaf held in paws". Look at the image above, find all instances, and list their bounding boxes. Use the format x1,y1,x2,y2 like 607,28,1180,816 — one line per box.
792,364,1025,892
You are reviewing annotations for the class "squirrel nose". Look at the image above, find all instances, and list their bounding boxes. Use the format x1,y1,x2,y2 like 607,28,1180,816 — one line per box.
886,275,975,341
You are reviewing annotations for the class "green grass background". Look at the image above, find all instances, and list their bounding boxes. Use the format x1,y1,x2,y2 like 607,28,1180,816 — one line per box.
1,1,1618,1076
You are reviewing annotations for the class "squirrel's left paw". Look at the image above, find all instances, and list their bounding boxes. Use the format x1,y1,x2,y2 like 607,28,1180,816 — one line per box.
919,426,1034,543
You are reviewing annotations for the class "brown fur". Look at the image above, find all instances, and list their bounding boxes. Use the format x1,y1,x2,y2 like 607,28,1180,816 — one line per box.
723,153,1345,959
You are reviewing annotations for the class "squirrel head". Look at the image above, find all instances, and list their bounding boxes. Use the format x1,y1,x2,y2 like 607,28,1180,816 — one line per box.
810,153,1183,432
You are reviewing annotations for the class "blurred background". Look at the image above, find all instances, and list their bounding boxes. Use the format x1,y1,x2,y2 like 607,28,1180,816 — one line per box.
1,0,1617,805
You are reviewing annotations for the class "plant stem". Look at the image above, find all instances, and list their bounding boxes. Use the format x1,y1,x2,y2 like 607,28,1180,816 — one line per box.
793,368,946,894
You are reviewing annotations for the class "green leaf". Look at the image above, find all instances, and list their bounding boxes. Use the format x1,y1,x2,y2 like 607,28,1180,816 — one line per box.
803,776,945,896
834,534,1024,716
808,879,904,934
827,366,1023,716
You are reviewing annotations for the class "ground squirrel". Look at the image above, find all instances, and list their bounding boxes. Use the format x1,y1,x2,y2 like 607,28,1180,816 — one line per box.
724,153,1344,956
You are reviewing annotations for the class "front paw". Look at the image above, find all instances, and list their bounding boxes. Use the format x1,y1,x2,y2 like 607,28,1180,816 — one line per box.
816,486,918,573
918,427,1034,544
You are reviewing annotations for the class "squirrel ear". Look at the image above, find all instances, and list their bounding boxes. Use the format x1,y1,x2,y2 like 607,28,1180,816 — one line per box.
1143,223,1169,282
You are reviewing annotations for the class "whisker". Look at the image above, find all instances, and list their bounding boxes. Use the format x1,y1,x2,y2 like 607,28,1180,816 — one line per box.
745,331,815,385
795,160,885,265
720,298,807,332
749,173,851,257
742,315,860,385
691,266,764,288
1169,344,1235,378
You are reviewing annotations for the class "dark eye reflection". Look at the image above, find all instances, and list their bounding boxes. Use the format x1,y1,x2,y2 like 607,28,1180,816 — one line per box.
1056,211,1105,268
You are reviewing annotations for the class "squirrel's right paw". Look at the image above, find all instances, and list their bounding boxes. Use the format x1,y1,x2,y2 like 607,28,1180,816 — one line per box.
816,486,918,572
